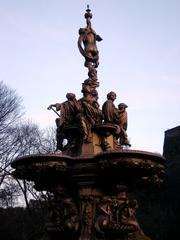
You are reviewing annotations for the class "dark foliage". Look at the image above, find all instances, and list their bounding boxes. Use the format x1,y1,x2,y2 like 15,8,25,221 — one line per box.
0,206,48,240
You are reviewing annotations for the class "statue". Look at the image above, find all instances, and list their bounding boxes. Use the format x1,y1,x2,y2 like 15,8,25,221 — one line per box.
95,195,144,239
101,94,131,148
47,93,80,150
47,192,79,235
81,78,99,97
78,6,102,69
116,103,131,146
78,89,103,142
102,91,119,124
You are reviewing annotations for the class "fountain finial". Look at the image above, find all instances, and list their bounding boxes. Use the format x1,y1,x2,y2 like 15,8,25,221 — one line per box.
84,4,92,27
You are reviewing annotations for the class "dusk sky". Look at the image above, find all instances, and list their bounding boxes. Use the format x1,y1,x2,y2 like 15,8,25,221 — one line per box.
0,0,179,154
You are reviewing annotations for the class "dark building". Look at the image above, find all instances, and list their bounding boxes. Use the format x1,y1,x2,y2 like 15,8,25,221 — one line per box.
163,125,180,157
163,125,180,184
162,125,180,239
136,126,180,240
163,125,180,237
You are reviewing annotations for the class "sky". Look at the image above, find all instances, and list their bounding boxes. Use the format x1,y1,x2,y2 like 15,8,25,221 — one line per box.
0,0,179,154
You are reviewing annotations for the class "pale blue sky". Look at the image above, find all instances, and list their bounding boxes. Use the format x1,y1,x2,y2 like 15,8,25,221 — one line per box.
0,0,179,154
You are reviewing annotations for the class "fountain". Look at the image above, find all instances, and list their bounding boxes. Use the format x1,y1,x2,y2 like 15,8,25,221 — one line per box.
11,6,165,240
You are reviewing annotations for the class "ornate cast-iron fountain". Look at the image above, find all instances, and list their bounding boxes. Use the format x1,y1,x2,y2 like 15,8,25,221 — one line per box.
11,6,165,240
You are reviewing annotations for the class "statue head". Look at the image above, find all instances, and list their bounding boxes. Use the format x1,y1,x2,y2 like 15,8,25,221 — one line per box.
107,91,116,101
118,103,128,110
66,93,76,100
78,28,86,35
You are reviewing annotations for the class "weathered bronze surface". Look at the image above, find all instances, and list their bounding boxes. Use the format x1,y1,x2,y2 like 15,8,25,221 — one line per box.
11,6,165,240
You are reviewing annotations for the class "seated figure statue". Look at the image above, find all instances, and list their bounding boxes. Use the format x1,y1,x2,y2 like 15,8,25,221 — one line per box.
47,93,80,151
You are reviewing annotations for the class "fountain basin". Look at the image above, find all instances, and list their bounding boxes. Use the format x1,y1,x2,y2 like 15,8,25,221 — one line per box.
11,149,165,191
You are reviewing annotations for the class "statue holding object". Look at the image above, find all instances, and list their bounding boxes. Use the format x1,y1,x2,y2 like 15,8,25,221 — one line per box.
47,93,81,151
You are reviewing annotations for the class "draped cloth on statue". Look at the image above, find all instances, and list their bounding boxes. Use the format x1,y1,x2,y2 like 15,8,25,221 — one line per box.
102,100,119,124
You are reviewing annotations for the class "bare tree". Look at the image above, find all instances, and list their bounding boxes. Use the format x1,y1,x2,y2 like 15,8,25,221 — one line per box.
0,80,23,131
0,81,57,208
0,81,24,206
12,124,57,208
0,82,40,207
9,121,54,208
